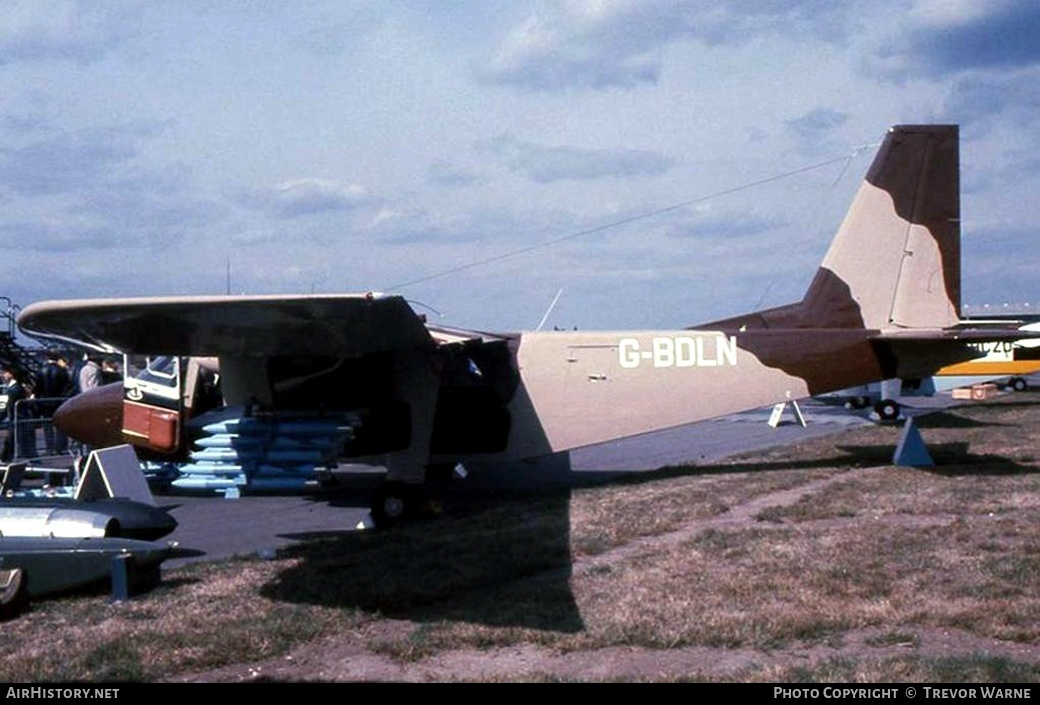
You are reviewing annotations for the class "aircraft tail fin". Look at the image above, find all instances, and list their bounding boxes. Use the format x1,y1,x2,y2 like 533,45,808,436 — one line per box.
801,124,961,331
704,125,961,333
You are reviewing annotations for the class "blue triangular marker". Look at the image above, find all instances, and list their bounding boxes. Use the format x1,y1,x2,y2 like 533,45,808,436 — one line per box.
893,416,934,467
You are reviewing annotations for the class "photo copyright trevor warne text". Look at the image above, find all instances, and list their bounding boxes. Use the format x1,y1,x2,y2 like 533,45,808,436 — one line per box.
775,687,1032,700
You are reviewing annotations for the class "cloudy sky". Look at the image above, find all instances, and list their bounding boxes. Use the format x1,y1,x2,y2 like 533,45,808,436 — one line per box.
1,0,1038,333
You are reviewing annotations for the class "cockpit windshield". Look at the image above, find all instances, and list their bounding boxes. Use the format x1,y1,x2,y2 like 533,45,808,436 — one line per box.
126,355,179,388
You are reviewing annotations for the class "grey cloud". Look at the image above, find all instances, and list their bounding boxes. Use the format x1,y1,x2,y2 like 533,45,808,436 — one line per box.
485,49,661,92
0,1,140,66
0,187,224,255
872,1,1040,81
961,223,1039,303
0,221,122,253
0,123,224,254
70,190,225,236
480,135,675,182
783,108,853,157
427,161,480,188
669,209,785,240
243,179,372,219
908,1,1040,76
295,6,383,58
785,108,849,142
0,126,157,196
367,207,503,247
483,0,853,92
944,68,1040,123
0,113,52,136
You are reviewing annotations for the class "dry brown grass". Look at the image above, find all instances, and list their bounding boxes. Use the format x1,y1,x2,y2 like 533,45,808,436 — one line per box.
1,393,1038,682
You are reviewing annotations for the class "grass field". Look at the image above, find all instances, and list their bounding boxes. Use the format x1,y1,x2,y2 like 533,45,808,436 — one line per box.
1,391,1038,682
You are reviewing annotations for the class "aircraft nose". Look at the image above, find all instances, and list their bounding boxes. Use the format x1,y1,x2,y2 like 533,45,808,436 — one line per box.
53,382,125,448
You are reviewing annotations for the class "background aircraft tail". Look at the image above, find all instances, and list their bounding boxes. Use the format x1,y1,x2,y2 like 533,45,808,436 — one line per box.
707,125,961,332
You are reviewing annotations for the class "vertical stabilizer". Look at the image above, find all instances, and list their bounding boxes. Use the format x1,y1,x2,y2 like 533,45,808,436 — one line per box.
802,125,961,331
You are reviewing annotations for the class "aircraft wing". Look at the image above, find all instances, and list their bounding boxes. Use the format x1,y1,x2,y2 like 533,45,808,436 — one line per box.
17,294,435,357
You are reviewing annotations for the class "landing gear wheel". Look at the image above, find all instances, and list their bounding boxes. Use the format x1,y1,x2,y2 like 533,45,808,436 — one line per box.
1010,377,1028,392
875,399,900,421
844,395,869,411
370,481,420,529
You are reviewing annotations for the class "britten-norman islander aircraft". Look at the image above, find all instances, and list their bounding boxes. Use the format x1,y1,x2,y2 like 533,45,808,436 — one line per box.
17,125,1028,526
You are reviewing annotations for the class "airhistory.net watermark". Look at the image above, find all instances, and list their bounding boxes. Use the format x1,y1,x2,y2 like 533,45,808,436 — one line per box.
5,689,118,700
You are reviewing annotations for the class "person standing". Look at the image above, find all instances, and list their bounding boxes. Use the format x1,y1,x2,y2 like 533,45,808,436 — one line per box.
78,355,102,394
0,368,30,461
66,354,104,462
36,354,71,455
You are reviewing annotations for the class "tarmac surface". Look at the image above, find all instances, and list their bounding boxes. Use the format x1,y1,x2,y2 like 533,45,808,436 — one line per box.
158,394,958,570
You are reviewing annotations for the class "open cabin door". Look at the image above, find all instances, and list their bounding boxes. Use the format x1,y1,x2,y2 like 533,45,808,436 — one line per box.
122,355,182,454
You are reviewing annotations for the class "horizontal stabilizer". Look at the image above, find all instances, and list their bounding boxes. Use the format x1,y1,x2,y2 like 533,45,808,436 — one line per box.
873,326,1040,343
